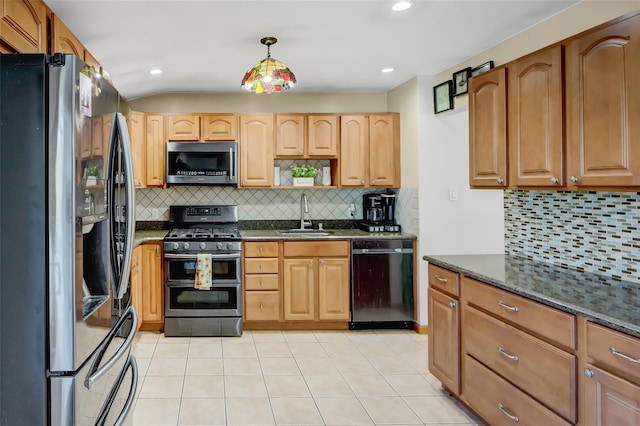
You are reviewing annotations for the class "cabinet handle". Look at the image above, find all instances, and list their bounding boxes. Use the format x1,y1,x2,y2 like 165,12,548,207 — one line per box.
299,150,303,154
259,279,264,287
498,346,519,362
371,179,375,184
259,263,263,270
498,404,519,423
497,300,519,312
320,259,324,265
259,246,264,254
433,274,448,283
584,368,595,378
156,245,160,259
609,347,640,364
360,180,364,185
449,301,456,308
497,177,504,185
259,303,263,310
569,176,579,183
550,177,559,184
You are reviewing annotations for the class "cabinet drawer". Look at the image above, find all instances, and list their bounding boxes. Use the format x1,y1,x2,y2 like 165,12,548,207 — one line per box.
283,240,349,257
462,277,576,349
428,264,460,297
244,274,279,291
463,304,577,422
244,258,279,274
464,355,572,426
244,241,279,257
245,291,279,321
587,322,640,382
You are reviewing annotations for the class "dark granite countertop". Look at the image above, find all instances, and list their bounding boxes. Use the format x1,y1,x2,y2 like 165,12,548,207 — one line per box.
423,254,640,338
241,229,417,240
134,230,168,247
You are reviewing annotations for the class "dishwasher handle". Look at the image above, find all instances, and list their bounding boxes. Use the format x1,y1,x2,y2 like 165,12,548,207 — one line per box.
352,248,414,254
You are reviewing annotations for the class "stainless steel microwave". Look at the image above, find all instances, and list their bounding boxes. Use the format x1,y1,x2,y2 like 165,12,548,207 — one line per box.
166,141,237,186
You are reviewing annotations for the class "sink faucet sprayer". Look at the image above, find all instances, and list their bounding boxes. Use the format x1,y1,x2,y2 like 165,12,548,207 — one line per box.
300,193,312,229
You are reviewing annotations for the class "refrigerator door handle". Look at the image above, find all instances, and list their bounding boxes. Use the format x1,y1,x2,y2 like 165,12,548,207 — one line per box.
95,355,138,426
84,305,137,389
109,112,136,300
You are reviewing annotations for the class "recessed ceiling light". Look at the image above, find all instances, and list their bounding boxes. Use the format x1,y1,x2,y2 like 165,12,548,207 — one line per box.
381,67,395,73
392,1,413,12
149,69,163,75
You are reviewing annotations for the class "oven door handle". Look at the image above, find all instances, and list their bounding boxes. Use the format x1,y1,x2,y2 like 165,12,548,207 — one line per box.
164,253,241,260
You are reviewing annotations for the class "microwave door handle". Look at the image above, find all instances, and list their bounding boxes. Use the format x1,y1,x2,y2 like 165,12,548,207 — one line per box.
229,147,234,181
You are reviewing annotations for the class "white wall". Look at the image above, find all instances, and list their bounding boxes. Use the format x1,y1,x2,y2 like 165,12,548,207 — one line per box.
416,75,504,325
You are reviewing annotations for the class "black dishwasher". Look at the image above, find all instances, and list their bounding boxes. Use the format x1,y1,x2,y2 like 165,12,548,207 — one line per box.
350,239,414,329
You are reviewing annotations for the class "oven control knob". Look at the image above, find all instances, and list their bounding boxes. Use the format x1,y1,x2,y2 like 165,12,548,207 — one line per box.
172,242,179,250
183,242,190,250
227,242,234,250
199,242,206,250
216,242,223,250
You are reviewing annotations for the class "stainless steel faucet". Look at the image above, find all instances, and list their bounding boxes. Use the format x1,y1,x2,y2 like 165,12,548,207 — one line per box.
300,193,312,229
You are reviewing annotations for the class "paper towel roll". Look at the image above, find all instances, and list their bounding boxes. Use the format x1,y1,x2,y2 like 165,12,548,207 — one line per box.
322,167,331,186
274,166,281,186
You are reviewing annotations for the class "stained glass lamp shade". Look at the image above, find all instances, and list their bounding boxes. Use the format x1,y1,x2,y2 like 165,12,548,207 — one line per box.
241,37,297,94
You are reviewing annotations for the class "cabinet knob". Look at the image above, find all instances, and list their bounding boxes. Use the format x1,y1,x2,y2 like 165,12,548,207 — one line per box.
449,301,456,308
569,176,579,183
360,180,364,185
497,177,504,185
583,368,595,378
299,150,304,154
371,180,375,184
550,177,559,184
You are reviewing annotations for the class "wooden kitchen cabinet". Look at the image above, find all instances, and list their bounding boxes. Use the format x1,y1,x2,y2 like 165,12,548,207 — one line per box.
130,245,143,332
583,321,640,425
51,14,84,56
461,275,578,424
201,114,237,141
243,241,280,322
145,114,165,187
566,12,640,188
427,264,461,395
340,114,400,188
166,114,200,141
275,114,339,158
282,240,350,322
468,66,508,188
141,242,164,327
126,111,147,188
239,114,274,187
0,0,47,53
508,45,565,187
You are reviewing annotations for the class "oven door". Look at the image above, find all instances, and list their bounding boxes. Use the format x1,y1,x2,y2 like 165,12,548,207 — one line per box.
165,282,242,318
165,252,241,284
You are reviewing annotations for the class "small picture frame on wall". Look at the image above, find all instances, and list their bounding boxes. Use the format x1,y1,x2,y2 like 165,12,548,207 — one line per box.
452,67,471,96
470,60,495,77
433,80,453,114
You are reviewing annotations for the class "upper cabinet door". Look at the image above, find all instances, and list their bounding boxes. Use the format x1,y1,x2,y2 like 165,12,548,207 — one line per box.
239,114,274,187
0,0,46,53
369,114,400,187
275,114,305,157
307,115,338,157
146,114,165,187
340,115,368,187
468,67,508,188
509,45,564,187
166,114,200,141
127,112,147,188
52,14,84,56
201,114,237,141
567,13,640,187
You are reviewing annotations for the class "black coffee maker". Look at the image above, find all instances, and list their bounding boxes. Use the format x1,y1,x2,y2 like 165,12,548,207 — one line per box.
358,192,401,232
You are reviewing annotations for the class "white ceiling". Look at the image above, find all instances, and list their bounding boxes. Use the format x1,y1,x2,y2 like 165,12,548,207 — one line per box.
44,0,578,100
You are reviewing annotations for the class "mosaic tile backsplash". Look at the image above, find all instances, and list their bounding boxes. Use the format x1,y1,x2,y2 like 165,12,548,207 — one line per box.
135,186,419,234
504,190,640,284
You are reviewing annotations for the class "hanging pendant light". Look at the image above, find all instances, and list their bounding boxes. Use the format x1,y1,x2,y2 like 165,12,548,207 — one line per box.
241,37,297,94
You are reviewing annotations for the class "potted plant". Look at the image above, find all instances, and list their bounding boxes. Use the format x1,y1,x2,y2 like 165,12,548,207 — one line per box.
86,165,99,186
291,165,318,187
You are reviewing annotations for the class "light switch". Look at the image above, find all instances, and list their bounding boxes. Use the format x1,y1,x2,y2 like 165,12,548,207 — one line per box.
449,187,459,202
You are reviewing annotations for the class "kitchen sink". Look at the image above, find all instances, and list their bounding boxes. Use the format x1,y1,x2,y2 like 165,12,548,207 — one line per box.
279,229,333,236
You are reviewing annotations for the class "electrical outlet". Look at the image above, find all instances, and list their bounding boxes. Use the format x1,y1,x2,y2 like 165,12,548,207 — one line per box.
152,208,160,219
449,187,459,202
348,203,356,218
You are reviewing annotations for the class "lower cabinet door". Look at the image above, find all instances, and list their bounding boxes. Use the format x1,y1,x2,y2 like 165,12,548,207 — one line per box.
464,355,571,426
318,258,349,320
283,258,314,320
428,288,460,395
584,363,640,425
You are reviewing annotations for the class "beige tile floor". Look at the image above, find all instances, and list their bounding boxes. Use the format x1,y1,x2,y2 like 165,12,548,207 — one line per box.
130,329,483,426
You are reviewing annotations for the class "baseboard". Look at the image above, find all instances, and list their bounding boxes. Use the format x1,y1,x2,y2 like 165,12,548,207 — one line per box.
413,323,429,334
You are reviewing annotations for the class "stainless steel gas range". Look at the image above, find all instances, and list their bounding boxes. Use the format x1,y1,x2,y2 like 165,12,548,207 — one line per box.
163,205,242,337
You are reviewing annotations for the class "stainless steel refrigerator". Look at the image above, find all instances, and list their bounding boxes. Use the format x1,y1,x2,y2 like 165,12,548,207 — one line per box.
0,53,138,425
